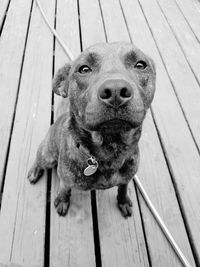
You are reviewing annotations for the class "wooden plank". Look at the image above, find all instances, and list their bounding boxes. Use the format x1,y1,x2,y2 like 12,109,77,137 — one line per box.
127,0,200,152
97,185,149,267
50,0,96,266
192,0,200,13
0,0,55,265
174,0,200,42
51,173,95,267
79,0,106,46
102,0,197,266
126,0,200,263
0,0,9,28
99,0,129,42
156,0,200,84
138,113,196,266
79,0,106,49
80,0,150,266
0,0,33,190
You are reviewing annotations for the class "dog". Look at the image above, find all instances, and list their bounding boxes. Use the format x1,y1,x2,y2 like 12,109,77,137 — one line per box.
28,42,156,217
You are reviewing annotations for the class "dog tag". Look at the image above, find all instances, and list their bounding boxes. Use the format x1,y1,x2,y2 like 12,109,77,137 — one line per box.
84,157,98,176
84,165,98,176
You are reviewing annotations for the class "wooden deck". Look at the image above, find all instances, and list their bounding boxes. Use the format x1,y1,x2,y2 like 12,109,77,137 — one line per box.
0,0,200,266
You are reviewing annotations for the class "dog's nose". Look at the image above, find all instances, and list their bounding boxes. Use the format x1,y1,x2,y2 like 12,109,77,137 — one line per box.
98,79,133,107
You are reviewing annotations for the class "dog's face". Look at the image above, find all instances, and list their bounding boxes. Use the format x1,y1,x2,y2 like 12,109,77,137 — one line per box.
53,42,156,134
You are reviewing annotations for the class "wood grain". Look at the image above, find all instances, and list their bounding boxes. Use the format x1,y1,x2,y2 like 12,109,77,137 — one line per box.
174,0,200,42
100,0,129,42
137,112,196,266
126,0,200,156
0,0,55,264
79,0,106,48
103,0,197,265
97,185,150,267
51,171,95,267
135,0,200,262
80,0,150,266
0,0,33,194
0,0,9,28
50,0,96,266
156,0,200,84
0,0,199,265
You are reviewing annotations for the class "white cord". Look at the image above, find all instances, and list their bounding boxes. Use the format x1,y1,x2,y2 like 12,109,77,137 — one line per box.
34,0,74,60
134,175,192,267
34,1,192,266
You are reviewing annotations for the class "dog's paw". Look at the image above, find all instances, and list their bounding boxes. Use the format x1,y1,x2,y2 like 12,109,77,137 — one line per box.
27,166,44,184
54,194,70,216
117,196,133,218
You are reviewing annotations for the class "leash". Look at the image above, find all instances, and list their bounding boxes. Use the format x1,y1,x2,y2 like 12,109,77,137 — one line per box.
35,1,192,266
34,0,74,60
134,175,192,267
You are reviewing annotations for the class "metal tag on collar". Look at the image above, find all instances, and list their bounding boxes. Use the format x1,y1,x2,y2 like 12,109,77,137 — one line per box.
84,156,99,176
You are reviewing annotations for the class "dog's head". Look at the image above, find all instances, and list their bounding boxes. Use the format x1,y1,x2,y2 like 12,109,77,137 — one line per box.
53,42,156,134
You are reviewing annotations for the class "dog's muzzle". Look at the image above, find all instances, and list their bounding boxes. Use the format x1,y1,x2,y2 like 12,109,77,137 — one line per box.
98,78,133,108
84,77,144,132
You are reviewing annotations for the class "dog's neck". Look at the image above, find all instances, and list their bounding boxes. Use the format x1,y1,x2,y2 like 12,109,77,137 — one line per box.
68,116,142,164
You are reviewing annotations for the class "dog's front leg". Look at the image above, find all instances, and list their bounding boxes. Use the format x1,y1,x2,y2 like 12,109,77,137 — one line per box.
117,183,133,217
54,179,71,216
27,140,57,184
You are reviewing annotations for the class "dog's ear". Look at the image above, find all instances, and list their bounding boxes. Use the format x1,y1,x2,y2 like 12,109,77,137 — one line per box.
52,63,71,98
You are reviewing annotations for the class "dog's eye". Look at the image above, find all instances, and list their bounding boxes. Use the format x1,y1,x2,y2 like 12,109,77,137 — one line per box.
78,65,92,74
135,61,147,70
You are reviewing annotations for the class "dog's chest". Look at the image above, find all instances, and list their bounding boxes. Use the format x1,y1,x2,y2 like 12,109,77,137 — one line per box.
74,171,130,190
59,152,138,190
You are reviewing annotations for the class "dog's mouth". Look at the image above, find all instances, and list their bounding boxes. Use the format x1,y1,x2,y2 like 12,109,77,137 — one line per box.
95,119,138,133
84,107,145,133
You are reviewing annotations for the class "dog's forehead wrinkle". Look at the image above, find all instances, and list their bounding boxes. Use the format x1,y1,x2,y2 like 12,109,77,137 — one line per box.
75,43,145,70
75,51,100,65
125,50,138,63
84,52,101,66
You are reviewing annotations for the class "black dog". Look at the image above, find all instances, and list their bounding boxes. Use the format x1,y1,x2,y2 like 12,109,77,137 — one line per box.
28,42,156,217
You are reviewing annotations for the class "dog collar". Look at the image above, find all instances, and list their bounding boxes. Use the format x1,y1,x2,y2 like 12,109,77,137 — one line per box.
76,142,99,176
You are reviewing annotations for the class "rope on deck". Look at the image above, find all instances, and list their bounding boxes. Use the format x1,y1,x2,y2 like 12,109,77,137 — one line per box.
134,175,192,267
34,0,74,61
34,1,192,266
